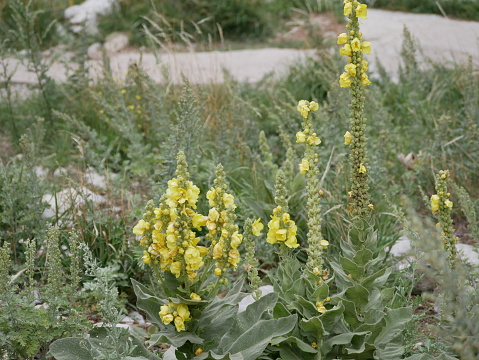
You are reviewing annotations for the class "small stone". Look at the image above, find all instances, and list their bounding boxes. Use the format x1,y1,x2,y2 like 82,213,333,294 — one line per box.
121,316,134,324
53,167,68,177
104,32,129,54
87,43,102,60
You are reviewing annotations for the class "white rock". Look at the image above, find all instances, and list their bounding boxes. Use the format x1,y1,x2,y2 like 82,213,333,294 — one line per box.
238,285,275,313
53,167,68,177
34,166,48,178
85,167,108,189
128,311,145,325
121,316,134,324
389,236,413,257
42,186,107,218
87,42,103,60
456,243,479,266
104,32,129,54
64,0,118,34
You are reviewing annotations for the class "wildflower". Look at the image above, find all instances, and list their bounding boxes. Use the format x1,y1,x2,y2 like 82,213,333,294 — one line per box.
309,101,319,111
206,188,217,207
337,33,348,44
361,41,372,55
344,1,352,16
170,261,182,278
340,73,352,88
142,251,151,264
159,303,191,332
444,199,453,209
299,158,310,174
184,246,203,272
228,248,241,267
296,131,306,143
133,220,150,236
190,293,201,301
368,203,374,209
351,38,361,52
362,59,368,71
174,316,186,332
345,63,357,77
121,89,126,94
359,163,367,174
431,194,440,212
266,215,299,248
320,240,329,249
316,301,327,314
195,348,203,356
230,231,242,248
135,95,142,100
252,218,264,236
344,131,353,145
297,100,310,118
297,100,319,118
361,73,371,86
312,342,318,348
340,44,352,56
356,3,368,19
307,133,321,146
223,193,236,209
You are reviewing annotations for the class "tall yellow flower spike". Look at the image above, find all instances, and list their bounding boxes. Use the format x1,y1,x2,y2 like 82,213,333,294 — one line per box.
339,0,372,215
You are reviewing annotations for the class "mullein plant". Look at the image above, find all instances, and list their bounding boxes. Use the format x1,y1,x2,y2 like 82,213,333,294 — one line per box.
320,2,413,358
338,0,372,217
296,100,330,277
131,151,296,359
430,170,458,264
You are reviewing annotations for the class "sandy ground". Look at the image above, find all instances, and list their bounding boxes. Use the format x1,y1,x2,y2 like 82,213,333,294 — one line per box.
5,9,479,87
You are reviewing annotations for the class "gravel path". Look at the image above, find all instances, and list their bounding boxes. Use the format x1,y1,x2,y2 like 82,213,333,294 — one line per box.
5,9,479,86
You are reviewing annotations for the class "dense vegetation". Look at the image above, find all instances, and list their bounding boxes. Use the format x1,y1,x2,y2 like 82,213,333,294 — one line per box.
0,0,478,359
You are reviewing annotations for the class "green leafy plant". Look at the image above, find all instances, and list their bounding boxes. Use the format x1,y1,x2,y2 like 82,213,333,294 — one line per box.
0,227,88,359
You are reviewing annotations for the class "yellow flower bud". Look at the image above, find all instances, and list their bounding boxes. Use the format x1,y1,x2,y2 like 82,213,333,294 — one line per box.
344,131,353,145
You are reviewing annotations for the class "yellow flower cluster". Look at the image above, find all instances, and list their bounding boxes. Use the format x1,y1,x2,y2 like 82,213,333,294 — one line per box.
297,100,319,118
159,302,191,332
431,194,453,212
267,206,299,248
206,165,243,279
134,176,208,281
338,1,371,88
296,131,321,146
